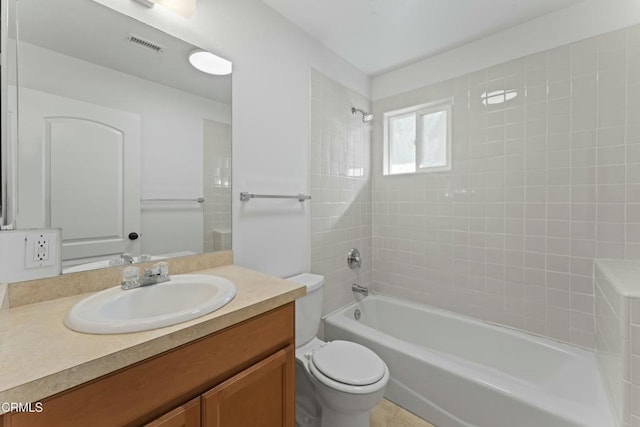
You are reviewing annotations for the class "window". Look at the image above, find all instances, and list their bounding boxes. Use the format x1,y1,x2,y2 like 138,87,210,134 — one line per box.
383,99,452,175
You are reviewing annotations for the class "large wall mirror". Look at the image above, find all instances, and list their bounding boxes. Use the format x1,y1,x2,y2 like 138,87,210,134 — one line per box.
4,0,232,274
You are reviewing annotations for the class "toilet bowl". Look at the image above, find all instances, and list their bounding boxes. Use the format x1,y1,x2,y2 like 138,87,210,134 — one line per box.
288,273,389,427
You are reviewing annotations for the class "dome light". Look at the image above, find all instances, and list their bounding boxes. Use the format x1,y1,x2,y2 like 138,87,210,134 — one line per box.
188,50,232,76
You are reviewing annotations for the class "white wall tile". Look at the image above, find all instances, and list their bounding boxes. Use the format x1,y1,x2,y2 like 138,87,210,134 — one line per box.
370,24,640,354
310,70,372,316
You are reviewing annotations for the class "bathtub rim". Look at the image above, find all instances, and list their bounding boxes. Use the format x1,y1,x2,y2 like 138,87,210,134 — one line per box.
323,292,593,354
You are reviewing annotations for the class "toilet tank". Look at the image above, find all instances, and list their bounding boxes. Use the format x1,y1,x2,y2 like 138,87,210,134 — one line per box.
287,273,325,346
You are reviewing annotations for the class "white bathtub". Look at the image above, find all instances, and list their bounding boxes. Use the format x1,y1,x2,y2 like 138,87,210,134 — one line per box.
323,294,614,427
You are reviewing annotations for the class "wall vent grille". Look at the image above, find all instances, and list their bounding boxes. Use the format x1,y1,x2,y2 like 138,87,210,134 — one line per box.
125,34,164,53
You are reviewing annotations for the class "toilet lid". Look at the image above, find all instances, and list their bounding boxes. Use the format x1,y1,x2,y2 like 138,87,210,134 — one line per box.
310,340,385,386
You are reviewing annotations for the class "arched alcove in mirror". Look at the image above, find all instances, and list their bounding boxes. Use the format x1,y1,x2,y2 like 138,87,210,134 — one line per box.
8,0,232,275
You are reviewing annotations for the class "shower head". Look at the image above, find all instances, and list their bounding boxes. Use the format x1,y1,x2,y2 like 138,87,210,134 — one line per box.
351,107,374,123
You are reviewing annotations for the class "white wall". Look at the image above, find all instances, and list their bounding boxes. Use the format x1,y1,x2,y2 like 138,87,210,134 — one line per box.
93,0,370,278
373,0,640,101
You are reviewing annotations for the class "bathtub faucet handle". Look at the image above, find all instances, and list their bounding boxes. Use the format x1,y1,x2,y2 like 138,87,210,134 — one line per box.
347,248,361,269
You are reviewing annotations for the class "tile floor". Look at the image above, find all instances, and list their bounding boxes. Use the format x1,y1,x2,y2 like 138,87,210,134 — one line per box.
371,398,435,427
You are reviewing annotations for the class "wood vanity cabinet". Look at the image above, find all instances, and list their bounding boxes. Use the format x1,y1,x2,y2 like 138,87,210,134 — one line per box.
2,303,295,427
200,347,292,427
146,397,201,427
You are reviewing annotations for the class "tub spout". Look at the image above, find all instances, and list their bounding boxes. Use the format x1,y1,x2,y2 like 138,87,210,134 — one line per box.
352,284,368,296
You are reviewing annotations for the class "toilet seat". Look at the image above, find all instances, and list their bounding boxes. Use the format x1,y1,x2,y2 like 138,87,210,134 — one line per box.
312,340,385,386
307,340,388,394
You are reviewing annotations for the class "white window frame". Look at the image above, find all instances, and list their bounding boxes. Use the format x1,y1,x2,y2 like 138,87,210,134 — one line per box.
383,98,452,176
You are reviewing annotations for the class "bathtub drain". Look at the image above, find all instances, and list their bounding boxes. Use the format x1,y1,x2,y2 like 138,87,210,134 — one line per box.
354,308,361,320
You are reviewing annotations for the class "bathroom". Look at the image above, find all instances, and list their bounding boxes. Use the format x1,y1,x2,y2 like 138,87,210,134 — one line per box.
1,0,640,426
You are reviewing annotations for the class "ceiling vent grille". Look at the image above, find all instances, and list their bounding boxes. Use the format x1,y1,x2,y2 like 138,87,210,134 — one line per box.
125,34,164,53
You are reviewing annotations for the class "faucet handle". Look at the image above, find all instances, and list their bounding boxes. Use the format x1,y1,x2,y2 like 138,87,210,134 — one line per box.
121,266,140,290
143,262,168,279
142,267,158,278
347,248,361,269
109,257,125,267
154,262,169,276
138,254,153,262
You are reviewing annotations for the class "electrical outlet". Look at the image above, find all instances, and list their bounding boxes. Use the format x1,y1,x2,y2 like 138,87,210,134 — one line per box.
24,233,57,269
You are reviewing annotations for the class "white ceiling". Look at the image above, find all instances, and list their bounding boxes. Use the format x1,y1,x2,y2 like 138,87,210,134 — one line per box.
262,0,586,76
15,0,231,105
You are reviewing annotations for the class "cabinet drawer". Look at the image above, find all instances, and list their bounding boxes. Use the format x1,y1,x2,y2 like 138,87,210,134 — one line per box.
4,303,294,427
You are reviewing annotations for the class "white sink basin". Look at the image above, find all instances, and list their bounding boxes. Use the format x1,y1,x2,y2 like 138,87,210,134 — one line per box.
64,274,237,334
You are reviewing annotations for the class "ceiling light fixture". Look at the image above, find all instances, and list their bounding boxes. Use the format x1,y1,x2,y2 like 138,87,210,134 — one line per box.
188,50,232,75
132,0,196,18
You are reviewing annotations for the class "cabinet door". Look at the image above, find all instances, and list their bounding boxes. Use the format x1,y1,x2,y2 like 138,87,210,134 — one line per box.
145,398,200,427
202,346,294,427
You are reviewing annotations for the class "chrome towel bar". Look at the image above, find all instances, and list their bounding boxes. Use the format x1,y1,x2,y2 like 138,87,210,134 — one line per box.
240,192,311,202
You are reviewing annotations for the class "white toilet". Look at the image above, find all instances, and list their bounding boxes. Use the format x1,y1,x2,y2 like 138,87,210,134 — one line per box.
288,273,389,427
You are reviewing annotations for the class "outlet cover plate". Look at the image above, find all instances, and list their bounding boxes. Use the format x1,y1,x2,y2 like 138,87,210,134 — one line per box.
25,232,57,269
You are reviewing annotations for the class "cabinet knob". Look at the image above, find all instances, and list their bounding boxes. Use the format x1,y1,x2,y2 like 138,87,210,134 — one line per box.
128,232,139,241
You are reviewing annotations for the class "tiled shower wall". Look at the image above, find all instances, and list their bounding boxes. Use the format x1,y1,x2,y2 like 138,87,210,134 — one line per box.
594,260,640,427
594,261,629,426
310,69,372,315
203,119,232,253
372,24,640,348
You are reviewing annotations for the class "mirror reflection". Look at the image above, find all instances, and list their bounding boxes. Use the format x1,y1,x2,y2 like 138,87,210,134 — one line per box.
11,0,232,274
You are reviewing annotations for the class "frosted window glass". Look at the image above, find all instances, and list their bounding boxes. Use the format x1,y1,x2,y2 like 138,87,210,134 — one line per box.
418,110,447,168
389,114,416,174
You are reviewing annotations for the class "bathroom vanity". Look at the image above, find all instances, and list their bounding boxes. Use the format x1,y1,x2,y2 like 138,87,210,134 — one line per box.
0,256,305,427
4,305,293,427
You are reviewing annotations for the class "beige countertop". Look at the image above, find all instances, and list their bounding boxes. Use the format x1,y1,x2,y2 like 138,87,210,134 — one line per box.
0,265,305,412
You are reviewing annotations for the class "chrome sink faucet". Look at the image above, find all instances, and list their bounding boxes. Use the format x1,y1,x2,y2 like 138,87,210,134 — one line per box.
121,262,170,290
141,262,170,286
